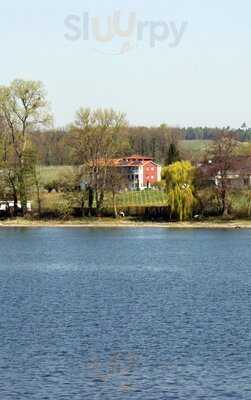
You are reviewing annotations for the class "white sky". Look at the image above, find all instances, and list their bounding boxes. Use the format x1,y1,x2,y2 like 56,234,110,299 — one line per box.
1,0,251,128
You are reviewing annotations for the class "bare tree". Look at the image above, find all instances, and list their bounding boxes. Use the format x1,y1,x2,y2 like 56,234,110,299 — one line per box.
71,108,128,215
106,166,128,217
210,133,238,216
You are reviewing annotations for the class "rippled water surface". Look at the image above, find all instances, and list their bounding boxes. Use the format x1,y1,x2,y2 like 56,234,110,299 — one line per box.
0,228,251,399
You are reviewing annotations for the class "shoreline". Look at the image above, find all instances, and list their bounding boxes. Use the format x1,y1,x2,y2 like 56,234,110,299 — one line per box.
0,219,251,229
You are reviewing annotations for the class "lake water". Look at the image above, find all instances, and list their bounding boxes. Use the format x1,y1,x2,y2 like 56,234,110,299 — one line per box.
0,228,250,399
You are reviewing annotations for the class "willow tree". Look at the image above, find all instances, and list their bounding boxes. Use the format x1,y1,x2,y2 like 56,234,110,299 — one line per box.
0,79,52,214
164,161,196,221
71,108,128,214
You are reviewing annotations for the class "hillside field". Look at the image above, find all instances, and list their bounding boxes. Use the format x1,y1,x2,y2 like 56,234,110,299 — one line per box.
180,140,212,156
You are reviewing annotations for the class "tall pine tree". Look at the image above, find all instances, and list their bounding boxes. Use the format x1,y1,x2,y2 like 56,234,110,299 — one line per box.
166,143,180,165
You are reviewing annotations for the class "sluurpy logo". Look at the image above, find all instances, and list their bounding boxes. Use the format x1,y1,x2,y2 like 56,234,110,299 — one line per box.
64,11,188,55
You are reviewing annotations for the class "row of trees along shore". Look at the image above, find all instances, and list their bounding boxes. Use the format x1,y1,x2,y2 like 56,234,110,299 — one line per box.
0,79,251,221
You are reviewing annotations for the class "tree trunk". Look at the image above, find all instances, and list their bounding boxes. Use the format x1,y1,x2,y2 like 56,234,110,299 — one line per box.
96,190,104,214
219,183,228,216
33,168,42,218
20,185,28,216
18,168,28,216
221,189,230,217
13,192,18,217
9,178,18,217
88,187,94,216
112,192,117,218
80,193,85,217
36,183,42,218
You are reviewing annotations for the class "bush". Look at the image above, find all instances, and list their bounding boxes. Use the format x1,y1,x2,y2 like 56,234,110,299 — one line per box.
230,191,251,218
55,198,74,219
197,188,221,217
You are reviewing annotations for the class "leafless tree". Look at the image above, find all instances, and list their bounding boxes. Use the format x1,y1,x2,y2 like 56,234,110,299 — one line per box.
210,133,238,216
71,108,128,215
106,166,128,217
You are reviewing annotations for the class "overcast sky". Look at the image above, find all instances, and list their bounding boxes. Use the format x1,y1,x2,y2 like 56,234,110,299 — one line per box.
1,0,250,128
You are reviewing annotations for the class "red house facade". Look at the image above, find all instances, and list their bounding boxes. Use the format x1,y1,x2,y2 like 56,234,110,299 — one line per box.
114,155,162,190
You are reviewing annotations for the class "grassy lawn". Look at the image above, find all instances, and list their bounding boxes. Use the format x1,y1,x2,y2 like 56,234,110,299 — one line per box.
110,190,168,207
35,190,169,212
38,165,75,186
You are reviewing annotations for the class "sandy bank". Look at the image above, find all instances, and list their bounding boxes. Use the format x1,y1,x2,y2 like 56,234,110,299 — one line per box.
0,219,251,229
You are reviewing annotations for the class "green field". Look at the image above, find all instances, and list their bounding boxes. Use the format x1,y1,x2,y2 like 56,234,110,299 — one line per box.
180,140,212,155
180,139,249,157
105,190,168,207
38,166,75,186
39,190,168,211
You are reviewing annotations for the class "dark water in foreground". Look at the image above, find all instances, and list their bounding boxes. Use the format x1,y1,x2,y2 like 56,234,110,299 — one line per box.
0,228,250,400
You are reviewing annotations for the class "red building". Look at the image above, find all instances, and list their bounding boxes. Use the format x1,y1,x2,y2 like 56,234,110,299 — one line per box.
115,155,162,190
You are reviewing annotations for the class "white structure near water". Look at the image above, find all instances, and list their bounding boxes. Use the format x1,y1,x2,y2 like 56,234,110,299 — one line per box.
0,201,32,212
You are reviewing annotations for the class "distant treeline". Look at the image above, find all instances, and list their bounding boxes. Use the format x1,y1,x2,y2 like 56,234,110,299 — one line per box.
183,127,251,141
31,126,251,166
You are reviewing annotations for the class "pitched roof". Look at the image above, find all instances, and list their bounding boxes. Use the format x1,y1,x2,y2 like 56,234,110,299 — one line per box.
125,154,153,161
115,158,159,168
88,155,159,168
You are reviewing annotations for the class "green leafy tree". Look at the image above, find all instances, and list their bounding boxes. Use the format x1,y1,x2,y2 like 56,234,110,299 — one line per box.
0,79,52,214
163,161,196,221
